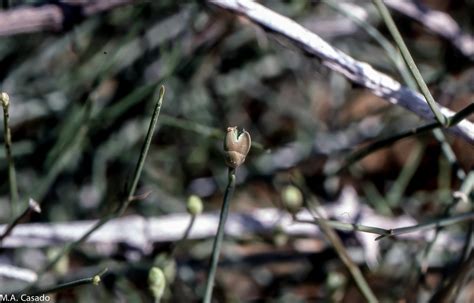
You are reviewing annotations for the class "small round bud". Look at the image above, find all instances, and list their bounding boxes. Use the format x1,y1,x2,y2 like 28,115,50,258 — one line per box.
223,126,251,168
149,267,166,301
186,195,203,216
92,275,101,286
0,92,9,107
281,185,303,214
272,225,288,247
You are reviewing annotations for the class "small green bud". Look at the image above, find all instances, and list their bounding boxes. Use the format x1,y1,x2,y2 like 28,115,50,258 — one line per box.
223,126,251,168
326,271,346,290
281,185,303,214
92,275,101,286
272,225,288,247
186,195,203,216
149,267,166,301
0,92,9,107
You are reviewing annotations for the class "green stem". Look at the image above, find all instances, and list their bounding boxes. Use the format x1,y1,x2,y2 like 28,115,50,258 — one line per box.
26,268,107,296
386,142,425,206
0,199,41,244
295,218,388,236
372,0,448,126
160,115,265,152
429,250,474,302
1,93,20,217
424,171,474,267
296,211,474,241
305,198,378,303
334,103,474,174
127,86,165,201
375,211,474,241
203,168,236,303
33,86,165,280
170,215,196,257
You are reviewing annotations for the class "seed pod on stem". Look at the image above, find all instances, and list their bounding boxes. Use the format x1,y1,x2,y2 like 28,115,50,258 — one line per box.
223,126,251,168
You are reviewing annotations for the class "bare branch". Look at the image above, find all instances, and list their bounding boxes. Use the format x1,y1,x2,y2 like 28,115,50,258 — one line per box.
207,0,474,144
0,188,465,255
0,0,138,36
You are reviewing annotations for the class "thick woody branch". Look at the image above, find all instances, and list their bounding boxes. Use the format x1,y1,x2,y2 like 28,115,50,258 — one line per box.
0,0,137,36
207,0,474,144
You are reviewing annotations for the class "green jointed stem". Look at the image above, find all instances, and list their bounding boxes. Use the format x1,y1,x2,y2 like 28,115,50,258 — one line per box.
128,86,165,201
298,210,474,241
372,0,448,126
296,218,388,236
375,211,474,240
34,85,165,279
203,168,236,303
335,103,474,174
1,93,20,217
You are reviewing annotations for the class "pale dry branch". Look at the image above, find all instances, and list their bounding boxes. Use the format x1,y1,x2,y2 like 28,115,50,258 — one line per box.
208,0,474,144
0,187,466,265
0,0,137,36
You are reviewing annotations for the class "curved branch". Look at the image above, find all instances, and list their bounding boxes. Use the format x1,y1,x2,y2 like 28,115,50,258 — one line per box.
207,0,474,144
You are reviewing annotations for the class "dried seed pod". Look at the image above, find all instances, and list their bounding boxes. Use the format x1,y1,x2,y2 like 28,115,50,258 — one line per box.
223,126,251,168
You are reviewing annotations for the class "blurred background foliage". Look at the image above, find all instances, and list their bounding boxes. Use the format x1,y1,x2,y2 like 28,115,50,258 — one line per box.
0,0,473,302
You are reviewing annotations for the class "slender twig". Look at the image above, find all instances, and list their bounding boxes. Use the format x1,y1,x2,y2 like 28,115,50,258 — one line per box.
296,211,474,241
169,215,197,257
127,86,165,201
386,142,425,206
334,103,474,174
294,217,388,236
374,211,474,241
0,198,41,244
1,92,20,217
420,171,474,273
26,268,108,296
203,168,236,303
372,0,448,126
34,85,165,278
304,197,378,303
429,250,474,302
160,115,266,152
